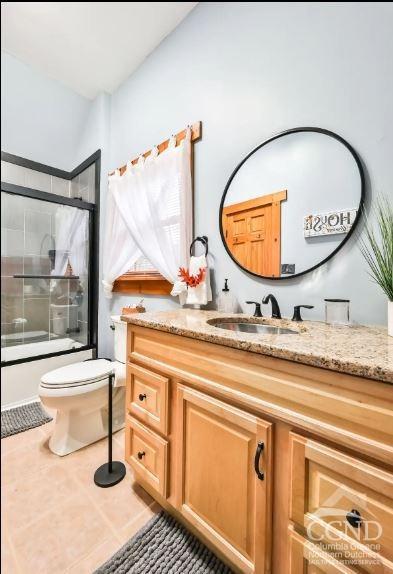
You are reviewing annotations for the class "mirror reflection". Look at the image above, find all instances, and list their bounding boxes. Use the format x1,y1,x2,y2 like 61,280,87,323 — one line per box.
221,129,363,278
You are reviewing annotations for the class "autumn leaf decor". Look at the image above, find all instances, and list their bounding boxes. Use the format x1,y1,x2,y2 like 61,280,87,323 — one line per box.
178,266,206,288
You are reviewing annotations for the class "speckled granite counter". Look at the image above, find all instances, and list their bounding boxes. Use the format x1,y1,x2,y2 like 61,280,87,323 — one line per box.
121,310,393,384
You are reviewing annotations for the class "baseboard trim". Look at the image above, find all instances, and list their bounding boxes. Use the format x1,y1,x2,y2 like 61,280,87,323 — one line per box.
1,395,40,412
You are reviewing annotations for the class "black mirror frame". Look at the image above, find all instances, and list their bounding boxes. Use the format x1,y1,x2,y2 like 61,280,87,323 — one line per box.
219,126,366,281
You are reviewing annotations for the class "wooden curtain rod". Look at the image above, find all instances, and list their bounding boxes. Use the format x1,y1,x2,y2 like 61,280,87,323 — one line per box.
109,121,202,176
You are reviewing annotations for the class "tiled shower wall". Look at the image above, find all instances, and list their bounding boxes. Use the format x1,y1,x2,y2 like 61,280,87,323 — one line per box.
1,160,95,351
1,160,96,203
2,193,58,345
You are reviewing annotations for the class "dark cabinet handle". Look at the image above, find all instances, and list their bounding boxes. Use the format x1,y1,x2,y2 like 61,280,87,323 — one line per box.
138,393,147,402
110,324,115,330
137,451,145,460
254,441,265,480
346,509,362,528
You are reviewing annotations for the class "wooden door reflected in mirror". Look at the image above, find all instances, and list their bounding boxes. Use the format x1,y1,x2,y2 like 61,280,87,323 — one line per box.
222,190,287,277
219,128,365,280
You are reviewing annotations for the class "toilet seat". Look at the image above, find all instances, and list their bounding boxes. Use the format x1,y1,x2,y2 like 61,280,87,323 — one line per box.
40,359,115,389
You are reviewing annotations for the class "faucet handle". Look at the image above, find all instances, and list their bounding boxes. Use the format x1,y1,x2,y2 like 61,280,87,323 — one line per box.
292,305,314,322
246,301,263,318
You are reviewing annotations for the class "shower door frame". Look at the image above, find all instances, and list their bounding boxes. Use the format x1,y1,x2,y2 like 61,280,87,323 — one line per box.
1,150,101,367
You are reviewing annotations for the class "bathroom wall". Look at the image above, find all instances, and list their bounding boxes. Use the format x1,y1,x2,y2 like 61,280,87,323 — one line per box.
1,52,91,170
2,4,392,361
1,53,99,406
2,53,111,359
99,2,393,356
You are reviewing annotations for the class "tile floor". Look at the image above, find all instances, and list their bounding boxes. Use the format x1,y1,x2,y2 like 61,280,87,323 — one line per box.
1,412,161,574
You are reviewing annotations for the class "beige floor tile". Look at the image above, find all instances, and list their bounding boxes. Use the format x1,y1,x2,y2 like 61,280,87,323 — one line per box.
1,519,19,574
63,437,125,486
113,427,125,446
1,540,19,574
117,502,162,545
66,536,122,574
1,426,46,455
2,435,59,485
86,473,154,531
3,463,80,535
2,417,160,574
12,492,111,574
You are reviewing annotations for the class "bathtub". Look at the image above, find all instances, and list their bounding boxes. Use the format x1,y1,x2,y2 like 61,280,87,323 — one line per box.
1,339,93,409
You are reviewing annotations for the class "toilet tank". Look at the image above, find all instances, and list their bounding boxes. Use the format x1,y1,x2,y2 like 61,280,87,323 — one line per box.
111,315,127,363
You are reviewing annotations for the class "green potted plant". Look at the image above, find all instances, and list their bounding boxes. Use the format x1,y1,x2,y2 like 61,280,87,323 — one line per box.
360,195,393,336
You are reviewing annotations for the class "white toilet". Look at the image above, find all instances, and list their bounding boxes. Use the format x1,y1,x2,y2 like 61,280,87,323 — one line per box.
39,316,126,456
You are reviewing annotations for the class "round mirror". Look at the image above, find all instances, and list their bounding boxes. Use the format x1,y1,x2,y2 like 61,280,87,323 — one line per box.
220,127,365,279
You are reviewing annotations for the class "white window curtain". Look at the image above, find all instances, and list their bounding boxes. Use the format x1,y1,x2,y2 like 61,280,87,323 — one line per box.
52,206,89,277
102,129,193,299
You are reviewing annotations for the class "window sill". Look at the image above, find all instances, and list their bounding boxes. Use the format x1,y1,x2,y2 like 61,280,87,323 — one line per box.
113,272,172,295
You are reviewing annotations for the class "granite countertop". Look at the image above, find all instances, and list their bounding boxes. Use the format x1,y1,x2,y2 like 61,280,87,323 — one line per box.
121,309,393,384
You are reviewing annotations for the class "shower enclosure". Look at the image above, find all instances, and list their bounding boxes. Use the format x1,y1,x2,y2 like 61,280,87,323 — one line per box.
1,151,100,376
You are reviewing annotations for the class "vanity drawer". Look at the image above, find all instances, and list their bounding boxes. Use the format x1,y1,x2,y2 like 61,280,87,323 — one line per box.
289,530,357,573
125,415,168,497
290,433,393,567
126,363,169,435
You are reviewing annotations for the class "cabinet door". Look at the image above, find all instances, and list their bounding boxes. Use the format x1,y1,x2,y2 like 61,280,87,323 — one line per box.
289,433,393,571
125,415,168,497
175,385,273,574
289,530,357,574
126,363,169,434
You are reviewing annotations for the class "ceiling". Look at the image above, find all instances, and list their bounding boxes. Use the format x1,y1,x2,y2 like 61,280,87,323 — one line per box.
1,2,197,99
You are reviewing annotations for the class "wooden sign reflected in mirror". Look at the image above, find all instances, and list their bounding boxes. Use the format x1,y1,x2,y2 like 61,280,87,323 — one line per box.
222,190,287,277
219,127,365,280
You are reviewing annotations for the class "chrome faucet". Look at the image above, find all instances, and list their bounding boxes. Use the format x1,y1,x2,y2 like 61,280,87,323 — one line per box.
262,294,281,319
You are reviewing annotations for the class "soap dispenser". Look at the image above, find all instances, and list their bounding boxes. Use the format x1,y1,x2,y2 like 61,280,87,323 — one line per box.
217,279,238,313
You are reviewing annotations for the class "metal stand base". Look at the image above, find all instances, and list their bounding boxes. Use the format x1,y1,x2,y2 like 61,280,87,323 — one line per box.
94,461,126,488
94,370,126,488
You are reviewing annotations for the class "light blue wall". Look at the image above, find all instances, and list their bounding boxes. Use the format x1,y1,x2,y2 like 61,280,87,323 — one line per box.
1,53,92,170
99,2,393,355
3,3,393,360
2,52,113,354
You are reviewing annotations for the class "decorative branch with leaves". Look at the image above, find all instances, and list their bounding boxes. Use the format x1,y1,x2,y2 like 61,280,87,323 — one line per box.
360,195,393,301
178,267,206,288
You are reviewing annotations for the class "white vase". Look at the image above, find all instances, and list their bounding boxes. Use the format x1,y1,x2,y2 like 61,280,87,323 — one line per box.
388,301,393,337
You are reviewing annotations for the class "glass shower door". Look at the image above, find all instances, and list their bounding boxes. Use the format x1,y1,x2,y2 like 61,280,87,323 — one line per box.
1,192,90,362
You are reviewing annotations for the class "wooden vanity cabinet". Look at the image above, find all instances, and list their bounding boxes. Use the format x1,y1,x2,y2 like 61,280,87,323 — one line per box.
175,385,273,574
125,415,168,497
289,530,358,574
125,324,393,574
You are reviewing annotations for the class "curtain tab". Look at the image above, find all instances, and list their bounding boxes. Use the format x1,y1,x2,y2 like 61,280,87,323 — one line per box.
109,168,120,180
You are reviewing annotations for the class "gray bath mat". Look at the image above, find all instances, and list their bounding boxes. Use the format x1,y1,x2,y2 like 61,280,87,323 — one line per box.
95,510,233,574
1,401,53,438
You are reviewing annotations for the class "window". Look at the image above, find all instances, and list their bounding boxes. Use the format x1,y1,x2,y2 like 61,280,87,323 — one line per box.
113,256,172,295
112,165,183,295
106,122,201,297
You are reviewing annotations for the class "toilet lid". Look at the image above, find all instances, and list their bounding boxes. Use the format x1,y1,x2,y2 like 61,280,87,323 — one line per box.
41,359,115,388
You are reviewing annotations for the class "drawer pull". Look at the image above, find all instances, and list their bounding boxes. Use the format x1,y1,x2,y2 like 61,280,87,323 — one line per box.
137,451,146,460
138,393,147,402
346,509,362,528
254,441,265,481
